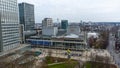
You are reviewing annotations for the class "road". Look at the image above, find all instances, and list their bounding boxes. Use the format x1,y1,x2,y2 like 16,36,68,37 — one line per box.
107,33,120,68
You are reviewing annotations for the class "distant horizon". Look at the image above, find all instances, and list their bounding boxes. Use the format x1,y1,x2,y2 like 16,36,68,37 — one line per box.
18,0,120,23
35,20,120,23
35,21,120,24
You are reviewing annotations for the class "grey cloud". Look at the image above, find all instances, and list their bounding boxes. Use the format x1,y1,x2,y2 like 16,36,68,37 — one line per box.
18,0,120,23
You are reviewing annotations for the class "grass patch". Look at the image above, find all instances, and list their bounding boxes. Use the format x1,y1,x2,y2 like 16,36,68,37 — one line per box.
84,61,117,68
45,56,69,64
48,61,78,68
48,63,67,68
85,62,92,68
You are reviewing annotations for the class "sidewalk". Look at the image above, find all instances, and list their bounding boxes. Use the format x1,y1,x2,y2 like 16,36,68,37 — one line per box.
48,62,64,66
0,44,29,57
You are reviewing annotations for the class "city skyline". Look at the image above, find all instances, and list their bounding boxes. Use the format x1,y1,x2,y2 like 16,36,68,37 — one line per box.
18,0,120,23
0,0,120,67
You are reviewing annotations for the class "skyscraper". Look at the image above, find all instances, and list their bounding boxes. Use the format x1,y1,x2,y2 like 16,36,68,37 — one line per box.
19,2,35,31
61,20,68,30
0,0,20,52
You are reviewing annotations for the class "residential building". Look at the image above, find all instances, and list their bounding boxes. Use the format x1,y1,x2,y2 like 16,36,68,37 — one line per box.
0,0,20,52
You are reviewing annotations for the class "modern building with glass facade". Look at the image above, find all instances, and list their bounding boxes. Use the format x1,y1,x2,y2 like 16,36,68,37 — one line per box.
61,20,68,30
0,0,20,52
19,2,35,31
27,35,87,51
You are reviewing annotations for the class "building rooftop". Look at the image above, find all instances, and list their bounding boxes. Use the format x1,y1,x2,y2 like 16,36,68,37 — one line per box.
87,32,99,38
24,31,36,36
57,29,66,36
65,34,79,38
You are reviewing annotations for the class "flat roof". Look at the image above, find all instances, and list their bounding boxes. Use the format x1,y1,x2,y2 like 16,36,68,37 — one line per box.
65,34,79,38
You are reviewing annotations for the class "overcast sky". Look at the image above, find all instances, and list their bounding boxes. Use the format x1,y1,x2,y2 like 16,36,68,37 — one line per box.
18,0,120,23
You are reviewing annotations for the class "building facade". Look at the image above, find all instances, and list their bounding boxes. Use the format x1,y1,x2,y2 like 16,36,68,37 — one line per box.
27,35,87,51
42,27,58,36
67,25,81,35
117,29,120,38
0,0,20,52
19,2,35,31
42,18,53,27
61,20,68,30
19,24,25,43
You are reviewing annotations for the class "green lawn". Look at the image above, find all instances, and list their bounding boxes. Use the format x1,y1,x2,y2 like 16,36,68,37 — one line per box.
48,61,78,68
85,62,92,68
84,61,117,68
45,56,54,64
48,63,67,68
85,62,105,68
45,56,68,64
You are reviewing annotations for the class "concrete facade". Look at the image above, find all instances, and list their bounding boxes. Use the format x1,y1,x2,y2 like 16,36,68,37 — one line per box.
42,27,58,36
67,25,81,35
42,18,53,27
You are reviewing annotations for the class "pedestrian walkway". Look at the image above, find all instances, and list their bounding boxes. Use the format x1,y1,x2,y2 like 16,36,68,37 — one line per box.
0,44,29,57
48,62,65,66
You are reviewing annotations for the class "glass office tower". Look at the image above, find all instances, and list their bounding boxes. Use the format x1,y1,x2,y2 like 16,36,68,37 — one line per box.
19,2,35,31
0,0,20,52
61,20,68,30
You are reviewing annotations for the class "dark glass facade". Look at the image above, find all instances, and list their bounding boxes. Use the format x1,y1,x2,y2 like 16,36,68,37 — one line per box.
61,20,68,30
19,3,35,31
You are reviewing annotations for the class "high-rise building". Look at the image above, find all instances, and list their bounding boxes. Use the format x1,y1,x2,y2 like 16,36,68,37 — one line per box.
42,18,53,27
0,0,20,52
19,2,35,31
61,20,68,30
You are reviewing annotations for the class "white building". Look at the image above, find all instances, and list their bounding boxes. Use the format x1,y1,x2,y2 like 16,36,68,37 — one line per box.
42,18,53,27
67,25,81,35
65,34,79,38
87,32,99,38
42,27,58,36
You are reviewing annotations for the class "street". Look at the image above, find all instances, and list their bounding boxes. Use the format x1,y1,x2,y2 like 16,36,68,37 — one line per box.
107,33,120,68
